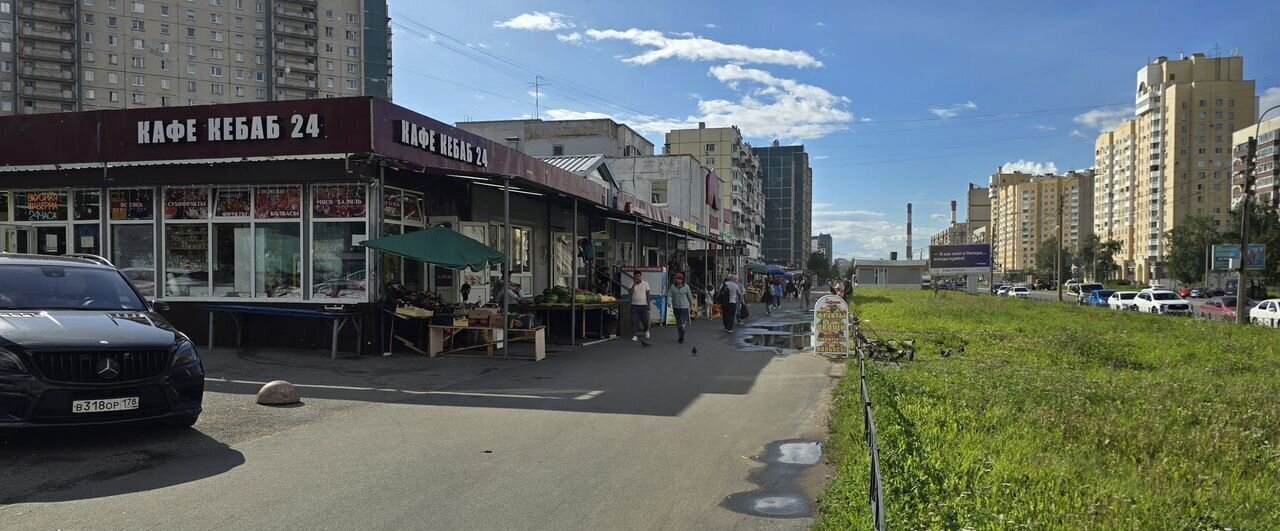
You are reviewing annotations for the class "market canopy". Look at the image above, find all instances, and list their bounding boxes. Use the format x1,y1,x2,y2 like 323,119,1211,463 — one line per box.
746,262,768,273
361,226,505,271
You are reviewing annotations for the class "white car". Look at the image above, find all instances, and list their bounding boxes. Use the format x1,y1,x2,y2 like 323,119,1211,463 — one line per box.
1107,291,1139,311
1007,286,1030,299
1132,289,1193,316
1250,299,1280,328
996,285,1012,296
1063,279,1079,290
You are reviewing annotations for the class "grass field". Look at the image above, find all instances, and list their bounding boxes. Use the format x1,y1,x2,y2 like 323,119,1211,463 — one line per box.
816,289,1280,529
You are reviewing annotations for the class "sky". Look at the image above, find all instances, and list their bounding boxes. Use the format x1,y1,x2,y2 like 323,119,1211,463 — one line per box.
387,0,1280,260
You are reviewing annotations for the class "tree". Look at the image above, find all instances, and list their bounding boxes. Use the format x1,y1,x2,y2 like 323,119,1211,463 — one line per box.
1226,202,1280,285
1035,236,1072,280
1076,235,1124,281
1164,215,1222,285
806,252,830,281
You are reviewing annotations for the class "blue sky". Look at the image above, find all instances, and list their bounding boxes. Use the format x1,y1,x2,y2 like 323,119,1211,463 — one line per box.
388,1,1280,259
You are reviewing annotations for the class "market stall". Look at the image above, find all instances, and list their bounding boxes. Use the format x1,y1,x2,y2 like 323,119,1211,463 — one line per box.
518,286,619,344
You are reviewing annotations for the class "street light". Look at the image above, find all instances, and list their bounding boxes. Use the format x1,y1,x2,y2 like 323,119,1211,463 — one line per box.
1235,104,1280,325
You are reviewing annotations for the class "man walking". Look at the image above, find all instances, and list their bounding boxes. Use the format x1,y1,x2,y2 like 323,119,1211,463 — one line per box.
772,277,784,311
630,273,651,342
719,274,744,332
800,275,811,308
668,273,694,343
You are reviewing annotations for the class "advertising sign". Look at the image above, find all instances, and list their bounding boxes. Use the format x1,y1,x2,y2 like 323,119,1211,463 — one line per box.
214,189,251,217
1213,244,1265,271
13,190,68,222
313,184,366,219
929,244,992,275
812,295,850,356
165,188,209,220
254,187,301,219
109,189,154,220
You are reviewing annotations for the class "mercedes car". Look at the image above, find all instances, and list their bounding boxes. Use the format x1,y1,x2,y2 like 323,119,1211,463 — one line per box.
0,254,203,429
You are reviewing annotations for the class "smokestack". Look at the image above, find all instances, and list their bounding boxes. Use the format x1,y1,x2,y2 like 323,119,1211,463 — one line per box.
906,203,913,259
950,200,957,225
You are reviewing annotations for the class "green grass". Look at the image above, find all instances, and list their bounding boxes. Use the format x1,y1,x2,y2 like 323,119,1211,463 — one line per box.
816,290,1280,530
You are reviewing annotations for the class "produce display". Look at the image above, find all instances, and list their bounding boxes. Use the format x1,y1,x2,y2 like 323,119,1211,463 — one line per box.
529,286,616,305
385,284,454,312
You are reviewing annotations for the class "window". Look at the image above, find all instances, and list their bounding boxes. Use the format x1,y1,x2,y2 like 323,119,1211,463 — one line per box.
210,66,223,77
186,27,196,38
346,79,356,91
107,72,119,84
131,74,144,86
254,70,263,82
234,34,243,45
552,145,564,156
132,93,145,104
347,13,357,23
326,60,334,71
706,157,715,165
186,63,195,74
235,51,245,63
254,36,263,48
210,30,223,42
131,56,144,68
345,30,357,40
160,23,169,34
160,78,170,89
346,46,357,57
210,49,224,60
345,63,356,73
324,43,333,53
131,19,143,30
234,86,244,97
324,27,334,37
110,91,120,102
107,16,118,27
85,13,95,24
256,87,265,99
211,83,224,95
186,9,195,21
109,188,157,297
651,180,668,205
160,5,168,16
107,35,118,46
235,68,244,80
210,14,223,25
83,69,95,81
186,80,196,92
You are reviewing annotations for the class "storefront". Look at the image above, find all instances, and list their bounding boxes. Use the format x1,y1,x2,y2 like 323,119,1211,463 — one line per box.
0,97,731,355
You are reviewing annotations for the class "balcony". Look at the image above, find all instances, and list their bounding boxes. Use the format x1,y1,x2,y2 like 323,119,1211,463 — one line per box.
21,85,74,100
274,6,316,21
275,41,317,56
276,75,317,90
20,46,72,61
19,25,74,42
276,59,317,73
20,65,73,81
275,23,317,39
20,5,74,23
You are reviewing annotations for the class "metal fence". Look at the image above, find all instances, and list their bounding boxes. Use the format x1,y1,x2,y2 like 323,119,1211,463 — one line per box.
853,318,887,530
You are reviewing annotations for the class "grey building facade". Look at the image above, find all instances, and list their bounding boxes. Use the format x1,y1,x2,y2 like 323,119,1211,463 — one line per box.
457,118,653,159
753,141,812,267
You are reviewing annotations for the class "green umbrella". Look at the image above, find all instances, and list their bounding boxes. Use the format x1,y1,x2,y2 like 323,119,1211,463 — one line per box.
746,262,768,273
361,226,505,271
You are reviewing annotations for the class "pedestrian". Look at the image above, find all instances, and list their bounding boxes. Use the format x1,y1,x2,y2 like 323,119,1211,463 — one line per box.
630,272,651,342
772,277,784,310
718,274,744,332
761,278,774,315
800,275,811,308
786,278,797,300
669,273,694,343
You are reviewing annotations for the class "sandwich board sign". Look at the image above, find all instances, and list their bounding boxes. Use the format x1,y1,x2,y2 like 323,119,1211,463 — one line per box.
812,295,850,356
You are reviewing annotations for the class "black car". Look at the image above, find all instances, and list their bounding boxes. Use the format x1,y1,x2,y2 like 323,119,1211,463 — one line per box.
0,254,203,429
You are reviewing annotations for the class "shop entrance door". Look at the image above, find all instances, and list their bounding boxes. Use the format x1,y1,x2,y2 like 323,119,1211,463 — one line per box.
35,226,66,255
551,232,573,290
458,222,490,304
1,225,34,254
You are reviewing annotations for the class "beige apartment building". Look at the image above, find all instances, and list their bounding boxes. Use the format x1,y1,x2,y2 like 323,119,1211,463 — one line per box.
0,0,391,115
665,123,764,259
1093,54,1256,281
989,170,1094,274
1231,116,1280,215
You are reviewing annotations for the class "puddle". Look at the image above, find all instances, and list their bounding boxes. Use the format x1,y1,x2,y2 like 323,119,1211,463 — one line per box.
722,439,824,519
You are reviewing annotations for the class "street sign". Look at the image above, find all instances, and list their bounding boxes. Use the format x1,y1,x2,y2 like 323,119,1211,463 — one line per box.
929,244,992,275
1212,244,1265,271
812,295,849,356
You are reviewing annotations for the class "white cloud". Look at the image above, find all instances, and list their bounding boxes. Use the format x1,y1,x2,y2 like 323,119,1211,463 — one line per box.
494,11,574,31
582,28,822,68
1072,106,1134,132
813,155,829,160
811,207,922,258
704,23,717,29
543,109,614,121
1069,129,1087,139
556,32,582,44
814,22,826,27
1001,159,1059,175
1260,87,1280,118
1033,124,1056,132
930,213,949,222
929,101,977,119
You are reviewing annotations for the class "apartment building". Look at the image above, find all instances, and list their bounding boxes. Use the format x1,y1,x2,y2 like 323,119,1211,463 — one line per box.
989,170,1094,274
930,222,969,246
664,123,765,258
0,0,391,115
966,183,990,243
457,118,654,159
1092,53,1256,281
1231,116,1280,215
812,232,832,261
753,140,812,267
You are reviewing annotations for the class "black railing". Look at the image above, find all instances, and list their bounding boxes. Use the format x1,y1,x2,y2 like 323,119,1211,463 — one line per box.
852,317,887,530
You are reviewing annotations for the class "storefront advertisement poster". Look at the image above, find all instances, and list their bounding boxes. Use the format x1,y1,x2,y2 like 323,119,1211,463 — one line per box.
14,190,67,222
812,295,849,355
109,189,155,220
403,193,422,223
255,187,301,219
384,191,402,221
313,184,367,219
215,189,252,217
165,188,210,220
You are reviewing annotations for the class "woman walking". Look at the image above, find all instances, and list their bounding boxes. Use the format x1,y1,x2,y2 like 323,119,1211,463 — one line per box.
668,273,694,343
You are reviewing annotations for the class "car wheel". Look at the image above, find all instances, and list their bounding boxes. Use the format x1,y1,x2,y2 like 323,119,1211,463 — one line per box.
163,414,200,430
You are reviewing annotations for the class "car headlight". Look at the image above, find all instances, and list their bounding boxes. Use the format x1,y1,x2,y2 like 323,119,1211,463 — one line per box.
0,347,27,374
172,337,200,367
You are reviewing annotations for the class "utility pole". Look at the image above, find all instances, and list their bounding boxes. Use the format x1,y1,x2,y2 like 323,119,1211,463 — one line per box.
1057,189,1064,302
533,75,544,120
1237,104,1280,324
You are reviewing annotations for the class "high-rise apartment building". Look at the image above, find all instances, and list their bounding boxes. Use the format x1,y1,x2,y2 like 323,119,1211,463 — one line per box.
0,0,391,115
1232,116,1280,215
966,184,990,243
664,123,764,258
753,140,812,267
1093,53,1256,281
989,170,1094,274
812,232,832,262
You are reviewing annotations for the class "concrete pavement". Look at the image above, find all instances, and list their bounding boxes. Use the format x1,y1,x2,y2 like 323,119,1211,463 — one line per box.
0,301,837,530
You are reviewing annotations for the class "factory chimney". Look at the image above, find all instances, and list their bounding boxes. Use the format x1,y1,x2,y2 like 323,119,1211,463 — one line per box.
950,200,957,226
906,203,913,260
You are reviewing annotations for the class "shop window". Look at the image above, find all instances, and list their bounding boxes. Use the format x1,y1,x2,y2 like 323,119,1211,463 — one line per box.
73,190,100,221
312,184,368,301
0,192,8,222
212,222,251,297
379,187,425,290
14,190,68,222
165,224,208,296
255,223,300,298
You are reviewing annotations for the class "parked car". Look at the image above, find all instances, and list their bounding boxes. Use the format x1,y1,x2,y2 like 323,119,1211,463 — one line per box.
1033,278,1053,290
1249,299,1280,328
1107,291,1139,311
1133,289,1193,316
0,254,204,429
1176,288,1192,298
996,285,1012,296
1206,288,1226,298
1007,286,1030,299
1198,296,1249,322
1084,289,1115,308
1063,279,1080,290
1073,283,1105,304
1188,287,1207,298
1147,284,1168,291
990,283,1007,295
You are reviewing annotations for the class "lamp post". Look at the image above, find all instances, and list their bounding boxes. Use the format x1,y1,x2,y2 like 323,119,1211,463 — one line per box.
1236,104,1280,324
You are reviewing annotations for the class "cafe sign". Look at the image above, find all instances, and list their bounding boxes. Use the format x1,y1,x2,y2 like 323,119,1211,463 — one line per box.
395,119,489,167
136,113,324,144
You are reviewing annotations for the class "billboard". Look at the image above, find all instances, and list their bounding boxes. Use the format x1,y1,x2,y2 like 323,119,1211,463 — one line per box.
1212,244,1265,271
929,244,992,275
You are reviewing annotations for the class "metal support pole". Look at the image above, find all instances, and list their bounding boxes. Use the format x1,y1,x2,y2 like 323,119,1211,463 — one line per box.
571,199,578,346
1056,190,1063,303
503,176,511,358
703,237,710,320
1236,105,1277,324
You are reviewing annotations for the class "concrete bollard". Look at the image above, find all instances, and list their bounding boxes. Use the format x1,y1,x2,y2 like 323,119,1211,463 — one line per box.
256,380,301,406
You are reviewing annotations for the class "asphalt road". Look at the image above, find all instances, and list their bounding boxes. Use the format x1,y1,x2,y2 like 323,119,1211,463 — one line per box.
0,302,836,531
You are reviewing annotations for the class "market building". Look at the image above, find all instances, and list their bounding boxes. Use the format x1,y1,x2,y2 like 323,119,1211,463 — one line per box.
0,97,736,356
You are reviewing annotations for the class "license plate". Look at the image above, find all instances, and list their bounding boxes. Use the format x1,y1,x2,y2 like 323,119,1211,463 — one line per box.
71,397,140,414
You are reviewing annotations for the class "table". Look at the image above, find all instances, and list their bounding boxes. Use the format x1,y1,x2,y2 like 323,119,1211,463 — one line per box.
205,304,362,360
381,308,432,356
427,325,546,361
518,303,617,343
